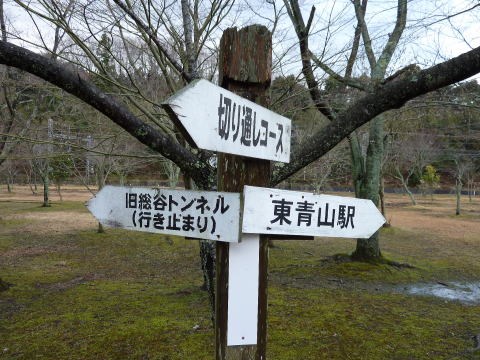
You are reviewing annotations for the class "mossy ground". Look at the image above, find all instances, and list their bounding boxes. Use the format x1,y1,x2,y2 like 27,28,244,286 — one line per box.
1,189,479,359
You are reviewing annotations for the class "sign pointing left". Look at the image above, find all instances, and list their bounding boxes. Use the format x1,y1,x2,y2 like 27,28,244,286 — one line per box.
87,186,241,243
162,79,291,162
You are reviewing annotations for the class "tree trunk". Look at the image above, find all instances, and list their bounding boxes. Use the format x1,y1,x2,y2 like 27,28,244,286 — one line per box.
467,179,473,202
28,182,36,195
396,167,416,205
349,133,365,198
96,167,105,232
56,183,63,201
199,239,215,313
405,186,416,205
216,25,272,360
27,171,37,195
42,173,50,207
379,175,386,220
183,171,216,318
455,176,462,215
352,116,384,260
34,172,38,193
351,232,382,260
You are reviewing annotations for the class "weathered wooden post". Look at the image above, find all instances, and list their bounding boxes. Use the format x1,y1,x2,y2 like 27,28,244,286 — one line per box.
216,25,272,360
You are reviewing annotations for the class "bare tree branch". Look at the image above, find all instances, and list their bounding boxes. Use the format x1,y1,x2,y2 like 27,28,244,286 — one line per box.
111,0,190,82
352,0,376,70
0,40,214,189
272,44,480,185
374,0,407,78
284,0,336,120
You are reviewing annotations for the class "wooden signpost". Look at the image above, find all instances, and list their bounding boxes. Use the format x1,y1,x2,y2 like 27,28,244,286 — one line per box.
87,25,386,360
214,25,273,360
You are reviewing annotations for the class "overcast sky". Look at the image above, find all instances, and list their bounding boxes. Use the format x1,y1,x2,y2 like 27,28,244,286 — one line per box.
4,0,480,79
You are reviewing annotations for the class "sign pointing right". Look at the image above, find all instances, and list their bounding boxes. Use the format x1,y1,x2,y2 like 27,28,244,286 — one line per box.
242,186,385,239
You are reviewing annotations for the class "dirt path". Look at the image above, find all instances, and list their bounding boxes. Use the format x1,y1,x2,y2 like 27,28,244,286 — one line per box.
390,208,479,240
0,186,96,234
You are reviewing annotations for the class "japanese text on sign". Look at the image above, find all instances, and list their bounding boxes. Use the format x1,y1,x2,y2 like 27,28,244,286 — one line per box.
242,186,385,239
126,191,231,236
162,79,291,162
269,198,355,230
218,93,284,154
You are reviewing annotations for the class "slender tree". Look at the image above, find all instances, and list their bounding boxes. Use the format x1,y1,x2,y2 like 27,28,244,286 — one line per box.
283,0,410,260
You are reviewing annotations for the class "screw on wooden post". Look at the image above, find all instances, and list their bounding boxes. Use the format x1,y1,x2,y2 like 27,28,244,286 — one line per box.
216,25,272,360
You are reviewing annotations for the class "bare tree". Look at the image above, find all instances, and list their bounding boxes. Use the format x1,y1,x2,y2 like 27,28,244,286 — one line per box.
385,131,439,205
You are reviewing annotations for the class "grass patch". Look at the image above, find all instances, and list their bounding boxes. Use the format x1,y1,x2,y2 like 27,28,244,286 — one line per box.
2,280,213,359
25,200,88,213
1,192,479,359
268,286,480,359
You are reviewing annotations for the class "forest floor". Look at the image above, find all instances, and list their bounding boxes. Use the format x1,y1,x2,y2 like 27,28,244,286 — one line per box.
0,185,479,359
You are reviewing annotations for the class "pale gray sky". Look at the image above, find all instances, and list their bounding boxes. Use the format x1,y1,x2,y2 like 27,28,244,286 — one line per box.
4,0,480,80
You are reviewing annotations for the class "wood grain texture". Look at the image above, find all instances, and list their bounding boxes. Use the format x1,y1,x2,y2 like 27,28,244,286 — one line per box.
215,25,272,360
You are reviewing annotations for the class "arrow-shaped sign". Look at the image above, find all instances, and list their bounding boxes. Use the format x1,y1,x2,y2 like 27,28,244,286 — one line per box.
162,79,291,162
87,186,241,242
242,186,385,239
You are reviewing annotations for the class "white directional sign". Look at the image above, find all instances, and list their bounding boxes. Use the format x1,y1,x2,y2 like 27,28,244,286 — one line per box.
87,186,241,242
162,79,291,162
242,186,385,239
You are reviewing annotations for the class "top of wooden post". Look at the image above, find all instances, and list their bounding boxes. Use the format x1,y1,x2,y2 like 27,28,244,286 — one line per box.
219,25,272,87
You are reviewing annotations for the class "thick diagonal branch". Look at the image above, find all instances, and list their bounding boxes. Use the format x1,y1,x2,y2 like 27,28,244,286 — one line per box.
272,44,480,185
0,40,214,189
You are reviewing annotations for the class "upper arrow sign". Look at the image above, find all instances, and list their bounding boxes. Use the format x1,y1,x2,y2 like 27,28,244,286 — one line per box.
87,186,241,243
242,186,385,239
162,79,291,162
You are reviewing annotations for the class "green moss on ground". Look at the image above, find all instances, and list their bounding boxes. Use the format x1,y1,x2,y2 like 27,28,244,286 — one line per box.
1,197,479,359
267,286,480,360
2,280,213,359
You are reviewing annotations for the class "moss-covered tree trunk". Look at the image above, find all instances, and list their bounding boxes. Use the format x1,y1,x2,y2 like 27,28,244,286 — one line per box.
379,174,387,222
351,115,384,260
347,0,407,260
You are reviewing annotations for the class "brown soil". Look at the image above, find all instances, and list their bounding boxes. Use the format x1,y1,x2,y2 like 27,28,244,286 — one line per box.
0,185,97,234
384,195,479,240
0,185,93,202
1,186,479,238
13,211,98,235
